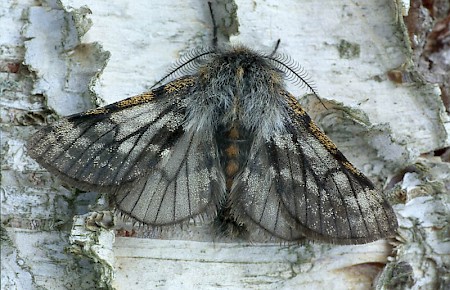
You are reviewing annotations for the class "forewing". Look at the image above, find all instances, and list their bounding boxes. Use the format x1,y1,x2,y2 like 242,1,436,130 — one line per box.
232,91,398,244
27,77,195,191
28,76,225,224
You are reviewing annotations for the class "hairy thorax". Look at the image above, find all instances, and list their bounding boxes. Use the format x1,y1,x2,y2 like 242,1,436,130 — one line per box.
185,47,290,140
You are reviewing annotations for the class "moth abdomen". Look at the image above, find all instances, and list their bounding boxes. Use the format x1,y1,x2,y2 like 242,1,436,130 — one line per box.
214,122,253,238
216,123,252,191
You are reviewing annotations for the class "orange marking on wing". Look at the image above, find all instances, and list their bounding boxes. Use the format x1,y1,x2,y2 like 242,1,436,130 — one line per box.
308,121,338,153
117,92,155,108
342,161,361,175
163,77,196,94
282,91,307,116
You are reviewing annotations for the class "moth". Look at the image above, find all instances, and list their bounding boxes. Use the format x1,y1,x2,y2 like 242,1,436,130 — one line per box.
27,6,397,244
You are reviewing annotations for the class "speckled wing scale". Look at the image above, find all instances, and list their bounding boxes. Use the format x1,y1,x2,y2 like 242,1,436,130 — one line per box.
230,90,397,244
28,76,222,225
27,46,398,244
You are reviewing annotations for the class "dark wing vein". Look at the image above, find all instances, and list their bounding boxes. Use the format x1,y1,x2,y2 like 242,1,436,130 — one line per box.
27,82,189,191
114,128,223,226
231,90,397,244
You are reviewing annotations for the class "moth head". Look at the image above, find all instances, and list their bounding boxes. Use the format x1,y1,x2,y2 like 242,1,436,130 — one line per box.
198,46,285,91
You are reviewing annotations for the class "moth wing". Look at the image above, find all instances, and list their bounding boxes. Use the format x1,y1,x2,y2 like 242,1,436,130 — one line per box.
28,76,224,225
230,139,305,241
114,127,224,225
27,77,195,191
232,92,397,244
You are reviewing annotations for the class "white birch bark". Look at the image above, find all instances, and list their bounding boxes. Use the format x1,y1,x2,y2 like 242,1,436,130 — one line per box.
1,0,448,289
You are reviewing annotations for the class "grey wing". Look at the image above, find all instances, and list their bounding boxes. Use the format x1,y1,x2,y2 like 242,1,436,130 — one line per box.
274,132,396,244
230,138,305,241
231,95,397,244
27,77,193,191
114,128,224,225
28,77,225,225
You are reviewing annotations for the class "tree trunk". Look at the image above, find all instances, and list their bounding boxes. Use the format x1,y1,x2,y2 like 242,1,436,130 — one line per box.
1,0,448,289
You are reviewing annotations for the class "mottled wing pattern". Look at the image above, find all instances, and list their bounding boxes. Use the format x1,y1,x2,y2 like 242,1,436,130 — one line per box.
232,91,398,244
28,76,223,225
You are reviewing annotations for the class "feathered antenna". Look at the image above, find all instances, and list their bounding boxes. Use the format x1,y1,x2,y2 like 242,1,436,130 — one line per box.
266,53,318,95
150,49,215,89
265,47,326,108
